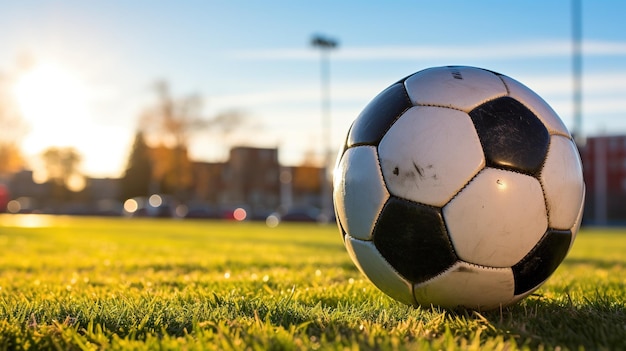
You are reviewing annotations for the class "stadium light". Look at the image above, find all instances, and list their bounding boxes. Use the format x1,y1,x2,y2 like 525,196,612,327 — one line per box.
311,34,339,221
572,0,583,146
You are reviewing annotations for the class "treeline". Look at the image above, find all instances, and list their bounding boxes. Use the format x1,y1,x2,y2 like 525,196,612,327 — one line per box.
0,75,247,202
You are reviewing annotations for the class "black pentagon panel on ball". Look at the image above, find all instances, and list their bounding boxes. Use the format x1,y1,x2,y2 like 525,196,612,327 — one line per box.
347,83,412,147
373,197,457,284
469,96,550,175
512,229,572,295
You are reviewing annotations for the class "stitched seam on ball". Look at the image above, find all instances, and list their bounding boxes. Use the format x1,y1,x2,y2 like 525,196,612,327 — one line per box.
537,137,552,221
371,146,390,239
443,165,485,208
383,195,459,259
415,103,465,113
380,88,415,139
350,236,418,305
513,230,553,270
348,108,413,150
495,73,511,96
501,75,573,141
413,260,509,289
370,82,415,148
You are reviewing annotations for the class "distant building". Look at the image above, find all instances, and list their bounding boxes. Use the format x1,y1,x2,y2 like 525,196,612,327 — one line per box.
3,145,331,217
86,177,121,201
280,165,325,210
7,170,51,210
191,161,226,205
579,135,626,224
222,146,281,216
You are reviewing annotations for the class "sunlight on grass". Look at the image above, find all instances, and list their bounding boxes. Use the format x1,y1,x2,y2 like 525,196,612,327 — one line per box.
0,216,624,350
0,214,57,228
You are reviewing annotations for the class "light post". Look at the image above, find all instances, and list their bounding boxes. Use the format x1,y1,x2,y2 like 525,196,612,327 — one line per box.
572,0,583,146
311,34,338,222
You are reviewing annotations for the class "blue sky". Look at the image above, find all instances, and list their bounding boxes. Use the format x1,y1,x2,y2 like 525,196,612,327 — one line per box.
0,1,624,177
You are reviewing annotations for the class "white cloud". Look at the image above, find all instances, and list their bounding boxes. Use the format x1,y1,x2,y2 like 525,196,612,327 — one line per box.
234,40,626,61
521,72,626,95
196,62,626,165
206,83,381,113
209,71,626,113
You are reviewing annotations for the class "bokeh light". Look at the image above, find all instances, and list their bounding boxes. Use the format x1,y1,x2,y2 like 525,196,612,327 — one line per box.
233,207,247,221
148,194,163,207
123,199,138,213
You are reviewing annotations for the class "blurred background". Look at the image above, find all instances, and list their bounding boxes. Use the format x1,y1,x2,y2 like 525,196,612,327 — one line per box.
0,1,623,224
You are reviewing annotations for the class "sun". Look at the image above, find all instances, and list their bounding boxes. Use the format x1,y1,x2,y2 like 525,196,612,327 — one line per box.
10,61,114,181
13,62,89,128
12,61,94,170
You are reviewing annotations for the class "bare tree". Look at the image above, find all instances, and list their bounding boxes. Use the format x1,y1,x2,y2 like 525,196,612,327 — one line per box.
140,81,205,149
139,81,203,198
139,80,248,199
41,147,84,191
141,81,248,147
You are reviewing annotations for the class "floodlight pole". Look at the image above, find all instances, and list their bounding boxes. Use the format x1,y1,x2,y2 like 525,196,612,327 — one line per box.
572,0,583,145
311,34,338,222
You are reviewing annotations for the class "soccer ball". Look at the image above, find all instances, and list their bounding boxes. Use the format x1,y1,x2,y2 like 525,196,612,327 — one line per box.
333,66,585,310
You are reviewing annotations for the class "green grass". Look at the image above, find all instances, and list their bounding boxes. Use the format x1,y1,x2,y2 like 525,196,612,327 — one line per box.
0,214,624,350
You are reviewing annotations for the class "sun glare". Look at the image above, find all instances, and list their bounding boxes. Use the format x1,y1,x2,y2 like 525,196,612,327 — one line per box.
14,63,88,127
8,61,125,178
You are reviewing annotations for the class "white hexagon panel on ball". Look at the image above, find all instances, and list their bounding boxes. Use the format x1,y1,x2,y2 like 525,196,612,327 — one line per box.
570,193,586,243
333,146,389,240
404,66,507,112
378,106,485,207
540,135,585,230
443,168,548,267
413,261,516,310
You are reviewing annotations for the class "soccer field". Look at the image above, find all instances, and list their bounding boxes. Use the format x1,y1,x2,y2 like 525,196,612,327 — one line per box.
0,215,624,350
